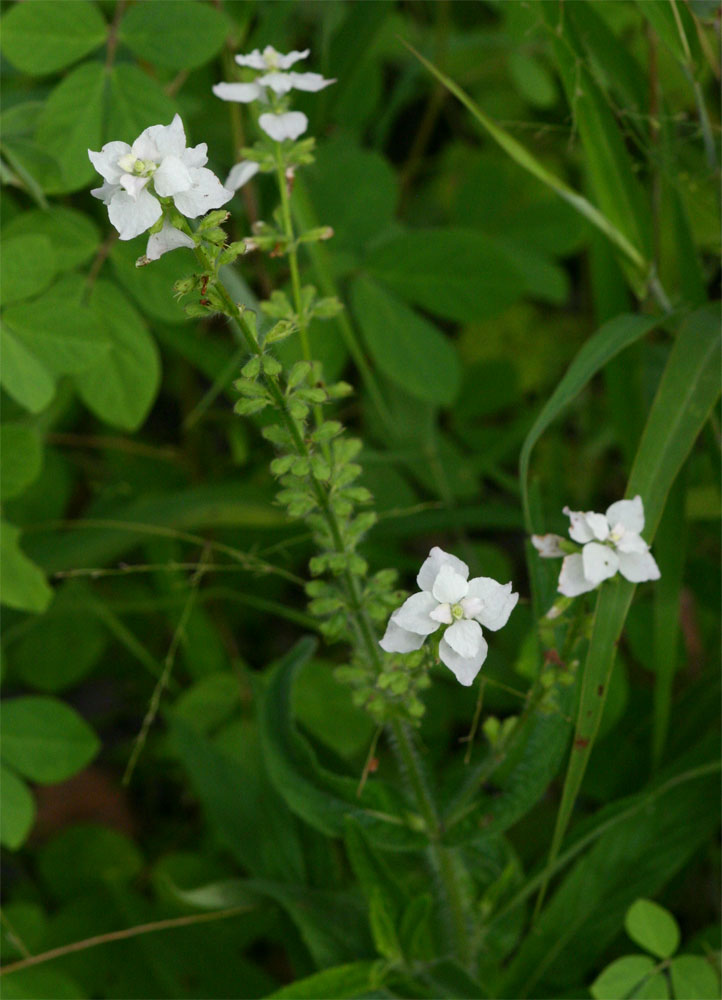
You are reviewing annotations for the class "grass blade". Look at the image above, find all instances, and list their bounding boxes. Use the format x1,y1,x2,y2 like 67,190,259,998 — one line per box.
536,305,721,912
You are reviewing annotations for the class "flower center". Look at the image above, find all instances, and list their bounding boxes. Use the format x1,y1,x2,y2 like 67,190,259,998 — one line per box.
451,603,464,621
117,153,157,177
263,45,280,69
609,523,625,544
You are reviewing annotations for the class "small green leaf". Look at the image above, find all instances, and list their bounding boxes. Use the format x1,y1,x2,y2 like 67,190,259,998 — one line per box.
351,276,461,406
0,235,55,305
120,0,229,69
625,899,680,959
669,955,721,1000
0,0,106,74
0,968,87,1000
0,522,52,612
0,765,36,850
1,696,100,784
38,824,142,900
266,961,382,999
0,325,55,413
369,887,402,960
591,955,657,999
0,425,43,501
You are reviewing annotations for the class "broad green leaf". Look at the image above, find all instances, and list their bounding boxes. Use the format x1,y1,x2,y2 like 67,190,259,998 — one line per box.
174,877,372,970
0,968,87,1000
0,424,43,500
625,899,680,959
539,306,721,920
0,234,55,305
305,136,398,253
591,955,657,1000
267,961,382,999
35,61,105,192
365,228,522,323
1,696,100,783
106,64,178,145
295,660,375,759
351,276,461,406
404,42,649,282
257,638,424,850
520,314,660,532
3,206,100,271
2,276,110,377
120,0,228,69
111,239,190,324
0,324,55,412
669,955,721,1000
0,0,106,74
38,824,142,900
0,764,35,850
73,280,161,430
0,521,52,612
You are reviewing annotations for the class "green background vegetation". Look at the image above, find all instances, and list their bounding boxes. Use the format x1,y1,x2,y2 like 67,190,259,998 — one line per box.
0,1,719,998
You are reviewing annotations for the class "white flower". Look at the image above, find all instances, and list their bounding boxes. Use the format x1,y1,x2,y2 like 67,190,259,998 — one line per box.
235,46,310,71
225,160,261,192
146,219,195,261
258,111,308,142
89,114,232,242
213,46,334,113
379,546,519,687
533,495,661,597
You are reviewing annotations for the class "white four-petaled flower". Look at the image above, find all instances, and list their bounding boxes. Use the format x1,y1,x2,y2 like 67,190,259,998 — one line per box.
88,114,232,253
532,495,660,597
212,45,335,189
380,547,519,687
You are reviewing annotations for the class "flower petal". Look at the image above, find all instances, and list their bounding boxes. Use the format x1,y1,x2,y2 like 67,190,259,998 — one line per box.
172,167,232,218
586,512,610,541
234,48,268,70
258,111,308,141
108,187,162,240
257,71,294,95
606,495,644,534
91,180,119,205
429,603,453,624
564,506,601,544
212,81,265,103
391,592,440,636
615,531,648,554
183,143,208,169
445,619,483,659
287,71,336,92
379,619,426,654
431,565,468,604
146,220,195,261
558,553,596,597
617,549,661,583
153,154,193,197
225,160,260,191
275,48,310,70
119,173,150,199
136,113,186,160
582,542,619,584
439,634,488,687
531,533,565,558
88,141,131,183
416,546,469,592
465,577,518,631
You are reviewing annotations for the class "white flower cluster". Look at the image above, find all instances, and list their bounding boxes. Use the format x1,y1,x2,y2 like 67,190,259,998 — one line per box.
213,45,335,191
380,547,519,687
533,495,660,597
88,114,231,259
